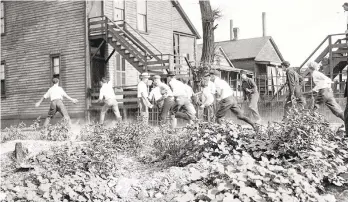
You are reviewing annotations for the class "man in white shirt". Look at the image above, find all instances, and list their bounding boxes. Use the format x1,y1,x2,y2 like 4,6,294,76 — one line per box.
35,78,78,127
306,62,344,121
98,77,122,125
138,72,153,123
152,75,175,124
181,78,194,102
209,70,256,129
167,71,196,127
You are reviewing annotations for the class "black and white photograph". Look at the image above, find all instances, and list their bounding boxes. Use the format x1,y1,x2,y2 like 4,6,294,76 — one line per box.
1,0,348,201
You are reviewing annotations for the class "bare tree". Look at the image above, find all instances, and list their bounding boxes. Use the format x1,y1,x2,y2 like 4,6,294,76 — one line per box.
192,0,221,92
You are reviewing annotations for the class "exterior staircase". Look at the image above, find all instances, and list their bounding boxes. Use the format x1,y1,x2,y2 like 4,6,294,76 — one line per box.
88,16,171,74
299,33,348,79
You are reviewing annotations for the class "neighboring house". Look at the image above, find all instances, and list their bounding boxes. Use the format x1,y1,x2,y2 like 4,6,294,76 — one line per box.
213,36,285,97
1,0,200,127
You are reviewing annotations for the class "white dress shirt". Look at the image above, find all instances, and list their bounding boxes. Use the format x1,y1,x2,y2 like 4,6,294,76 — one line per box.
202,87,214,107
184,84,194,99
99,82,116,101
312,70,333,92
169,78,187,97
149,87,162,101
44,84,67,101
214,77,233,100
137,81,148,98
207,81,216,95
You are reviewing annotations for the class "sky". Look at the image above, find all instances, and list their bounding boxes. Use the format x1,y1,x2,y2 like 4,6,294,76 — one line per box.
178,0,346,67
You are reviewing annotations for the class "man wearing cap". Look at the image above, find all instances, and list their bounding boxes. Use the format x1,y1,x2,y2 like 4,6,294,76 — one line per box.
138,72,153,123
152,75,175,124
306,61,344,121
97,77,122,124
282,61,306,119
167,71,196,127
209,70,256,129
35,78,78,128
240,70,261,123
200,78,215,122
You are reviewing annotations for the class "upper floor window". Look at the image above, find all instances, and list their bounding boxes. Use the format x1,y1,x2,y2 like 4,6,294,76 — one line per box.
1,61,5,97
1,2,4,34
114,0,124,21
137,0,147,32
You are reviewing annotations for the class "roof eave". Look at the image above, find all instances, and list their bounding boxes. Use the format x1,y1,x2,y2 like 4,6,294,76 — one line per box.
171,0,201,39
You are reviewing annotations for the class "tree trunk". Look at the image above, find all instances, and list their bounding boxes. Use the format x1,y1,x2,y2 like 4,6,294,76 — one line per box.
199,0,215,66
192,0,216,93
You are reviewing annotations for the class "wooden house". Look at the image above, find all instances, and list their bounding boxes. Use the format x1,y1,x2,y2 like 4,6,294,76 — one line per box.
0,0,200,127
213,36,286,98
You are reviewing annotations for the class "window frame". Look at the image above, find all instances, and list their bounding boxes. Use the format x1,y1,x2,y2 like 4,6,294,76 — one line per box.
1,60,5,98
136,0,147,33
115,53,126,86
1,2,5,35
113,0,125,22
50,54,61,86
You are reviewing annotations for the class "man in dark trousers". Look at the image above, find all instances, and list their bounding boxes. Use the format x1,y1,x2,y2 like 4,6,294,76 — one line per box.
240,70,261,123
282,61,306,119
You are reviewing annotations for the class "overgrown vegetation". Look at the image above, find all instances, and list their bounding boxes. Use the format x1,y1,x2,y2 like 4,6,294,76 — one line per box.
1,110,348,201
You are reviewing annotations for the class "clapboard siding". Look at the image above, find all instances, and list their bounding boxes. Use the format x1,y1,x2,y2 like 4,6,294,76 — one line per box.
1,1,86,122
171,4,195,36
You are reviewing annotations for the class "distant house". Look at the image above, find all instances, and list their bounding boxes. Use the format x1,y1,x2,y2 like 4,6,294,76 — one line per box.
1,0,200,127
213,36,286,97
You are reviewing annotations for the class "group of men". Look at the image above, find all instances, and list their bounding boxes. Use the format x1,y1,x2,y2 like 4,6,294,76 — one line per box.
35,60,346,132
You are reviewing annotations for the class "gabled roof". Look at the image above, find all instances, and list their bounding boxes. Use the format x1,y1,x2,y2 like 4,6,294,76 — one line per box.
212,36,284,62
171,0,201,39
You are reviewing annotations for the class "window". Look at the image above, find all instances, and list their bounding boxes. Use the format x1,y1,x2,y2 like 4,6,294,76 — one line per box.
115,53,125,86
1,2,4,34
137,0,147,32
114,0,124,21
173,34,180,63
1,61,5,97
51,55,61,84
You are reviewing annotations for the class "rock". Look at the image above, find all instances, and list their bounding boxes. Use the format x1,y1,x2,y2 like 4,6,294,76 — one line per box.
14,142,28,164
115,177,138,199
154,192,163,198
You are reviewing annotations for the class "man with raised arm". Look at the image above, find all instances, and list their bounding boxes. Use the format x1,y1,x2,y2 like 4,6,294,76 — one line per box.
98,77,122,125
35,78,78,127
306,61,344,121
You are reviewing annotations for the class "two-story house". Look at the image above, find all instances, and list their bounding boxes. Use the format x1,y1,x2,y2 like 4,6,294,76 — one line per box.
0,0,200,127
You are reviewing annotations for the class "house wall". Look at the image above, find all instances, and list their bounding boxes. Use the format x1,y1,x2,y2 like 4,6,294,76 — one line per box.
231,59,256,73
255,40,282,63
103,0,196,87
1,1,86,126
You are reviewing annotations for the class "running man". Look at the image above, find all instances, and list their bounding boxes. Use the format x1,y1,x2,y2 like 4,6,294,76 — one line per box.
209,70,256,129
282,61,306,119
97,77,122,124
167,71,196,127
35,78,78,127
240,70,261,123
151,75,175,124
305,61,344,121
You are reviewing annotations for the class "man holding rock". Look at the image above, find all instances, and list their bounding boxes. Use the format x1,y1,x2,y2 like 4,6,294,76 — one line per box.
97,77,122,125
152,75,175,125
167,71,196,127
